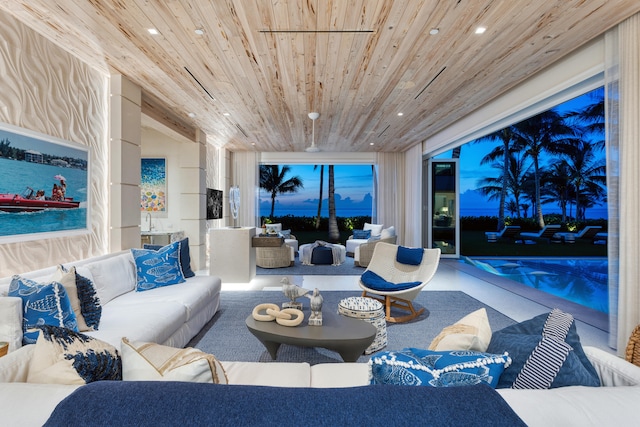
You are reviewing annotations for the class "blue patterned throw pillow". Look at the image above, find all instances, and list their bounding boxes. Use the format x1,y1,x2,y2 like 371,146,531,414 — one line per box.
369,348,511,388
143,238,195,278
131,240,185,291
9,276,78,345
353,229,371,239
74,270,102,330
27,325,121,384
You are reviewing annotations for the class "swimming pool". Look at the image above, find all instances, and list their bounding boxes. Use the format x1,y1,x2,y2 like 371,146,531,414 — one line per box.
463,258,608,313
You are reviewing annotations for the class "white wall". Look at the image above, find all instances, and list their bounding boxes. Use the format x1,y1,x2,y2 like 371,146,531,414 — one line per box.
0,14,109,277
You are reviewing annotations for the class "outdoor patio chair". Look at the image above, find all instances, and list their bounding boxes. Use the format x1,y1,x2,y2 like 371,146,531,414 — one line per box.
518,224,562,244
359,242,441,323
484,225,521,243
552,225,602,244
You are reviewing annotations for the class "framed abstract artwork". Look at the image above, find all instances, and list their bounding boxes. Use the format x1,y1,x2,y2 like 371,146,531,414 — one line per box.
141,158,167,212
0,121,90,242
207,188,223,220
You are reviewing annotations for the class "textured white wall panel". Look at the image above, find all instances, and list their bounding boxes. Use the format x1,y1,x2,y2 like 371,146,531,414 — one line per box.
0,15,109,276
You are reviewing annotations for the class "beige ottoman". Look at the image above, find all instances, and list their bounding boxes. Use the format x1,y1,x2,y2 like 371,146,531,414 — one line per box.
338,297,387,354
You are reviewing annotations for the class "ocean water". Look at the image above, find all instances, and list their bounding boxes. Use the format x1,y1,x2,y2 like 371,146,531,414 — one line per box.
0,158,88,237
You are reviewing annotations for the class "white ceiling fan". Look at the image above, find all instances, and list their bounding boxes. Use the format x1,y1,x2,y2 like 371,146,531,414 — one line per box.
305,112,320,152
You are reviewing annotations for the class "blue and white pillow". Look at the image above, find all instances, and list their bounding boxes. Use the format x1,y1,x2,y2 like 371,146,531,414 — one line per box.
64,266,101,330
27,325,121,384
369,348,511,388
353,229,371,239
131,240,185,291
143,237,195,278
9,275,78,345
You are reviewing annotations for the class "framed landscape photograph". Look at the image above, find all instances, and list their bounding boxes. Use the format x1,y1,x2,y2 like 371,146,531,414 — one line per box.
141,158,167,213
0,121,89,242
207,188,223,220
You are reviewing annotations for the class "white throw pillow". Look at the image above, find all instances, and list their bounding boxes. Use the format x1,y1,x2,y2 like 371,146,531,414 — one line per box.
428,308,492,352
380,226,396,239
364,222,384,237
86,253,136,305
121,338,227,384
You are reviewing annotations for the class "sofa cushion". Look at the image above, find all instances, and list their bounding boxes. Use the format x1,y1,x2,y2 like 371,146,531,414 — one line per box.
396,246,423,265
131,241,185,291
51,266,90,332
486,310,600,389
121,338,227,384
9,276,78,344
369,348,511,388
429,308,492,352
86,253,136,305
143,238,195,278
27,325,121,385
106,275,220,321
353,229,371,239
84,301,187,350
364,222,384,237
380,226,396,239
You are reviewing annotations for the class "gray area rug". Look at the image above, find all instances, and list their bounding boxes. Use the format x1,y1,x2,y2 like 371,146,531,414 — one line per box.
187,290,516,364
256,255,364,275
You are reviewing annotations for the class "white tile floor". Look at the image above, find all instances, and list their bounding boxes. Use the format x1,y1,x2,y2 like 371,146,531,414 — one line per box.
216,259,614,354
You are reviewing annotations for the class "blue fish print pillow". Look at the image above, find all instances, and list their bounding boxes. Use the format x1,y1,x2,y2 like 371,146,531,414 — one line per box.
131,240,185,291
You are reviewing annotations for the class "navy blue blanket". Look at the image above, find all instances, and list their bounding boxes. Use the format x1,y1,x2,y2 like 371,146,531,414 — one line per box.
45,381,526,427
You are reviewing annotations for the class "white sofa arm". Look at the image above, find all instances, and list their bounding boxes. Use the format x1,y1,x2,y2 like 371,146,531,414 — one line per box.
0,297,23,352
584,346,640,386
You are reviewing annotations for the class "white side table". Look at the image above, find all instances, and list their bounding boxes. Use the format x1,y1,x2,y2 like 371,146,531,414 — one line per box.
209,227,256,283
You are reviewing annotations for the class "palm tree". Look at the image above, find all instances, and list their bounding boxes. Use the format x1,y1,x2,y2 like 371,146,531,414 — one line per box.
476,128,517,230
259,165,303,219
542,160,572,222
512,110,576,228
327,165,340,242
562,140,606,221
313,165,324,230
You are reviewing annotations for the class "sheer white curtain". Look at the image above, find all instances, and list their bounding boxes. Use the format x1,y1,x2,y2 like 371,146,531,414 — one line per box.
610,13,640,353
232,151,259,227
403,144,423,247
376,152,405,244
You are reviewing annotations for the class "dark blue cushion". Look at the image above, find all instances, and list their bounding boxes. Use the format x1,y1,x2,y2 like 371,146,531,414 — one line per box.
486,312,600,389
144,238,194,278
352,229,371,239
311,246,334,265
360,270,421,291
396,246,424,265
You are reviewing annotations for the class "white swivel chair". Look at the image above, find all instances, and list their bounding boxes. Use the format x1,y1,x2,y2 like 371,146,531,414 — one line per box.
359,242,441,323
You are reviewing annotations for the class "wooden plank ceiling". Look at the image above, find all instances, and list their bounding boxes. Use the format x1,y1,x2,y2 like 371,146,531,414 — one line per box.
1,1,639,152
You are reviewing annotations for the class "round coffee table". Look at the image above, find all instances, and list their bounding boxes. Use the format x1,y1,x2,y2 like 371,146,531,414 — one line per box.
245,310,376,362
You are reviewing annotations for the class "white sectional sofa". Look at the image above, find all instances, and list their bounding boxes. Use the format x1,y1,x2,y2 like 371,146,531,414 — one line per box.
0,250,221,353
0,344,640,426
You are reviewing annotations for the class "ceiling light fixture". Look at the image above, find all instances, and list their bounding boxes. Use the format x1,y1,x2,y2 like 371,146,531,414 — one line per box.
148,28,159,35
188,112,196,118
194,28,204,35
429,28,439,35
397,112,404,116
475,26,486,34
305,112,320,153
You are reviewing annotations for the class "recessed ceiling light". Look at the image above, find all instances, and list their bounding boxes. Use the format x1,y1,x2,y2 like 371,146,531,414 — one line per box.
475,26,486,34
369,142,375,146
397,112,404,116
148,28,159,35
223,113,230,116
194,28,204,35
188,112,196,118
429,28,439,35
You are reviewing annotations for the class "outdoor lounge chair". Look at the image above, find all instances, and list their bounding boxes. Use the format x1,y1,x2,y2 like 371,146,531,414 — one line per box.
359,242,440,323
484,225,521,243
518,224,562,244
552,225,602,244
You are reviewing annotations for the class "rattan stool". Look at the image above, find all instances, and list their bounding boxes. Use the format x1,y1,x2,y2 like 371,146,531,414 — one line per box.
338,296,387,354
